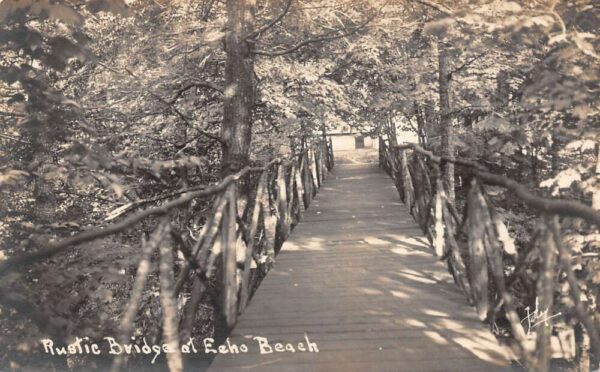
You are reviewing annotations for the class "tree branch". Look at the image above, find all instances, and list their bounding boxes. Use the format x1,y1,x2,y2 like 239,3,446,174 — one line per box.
253,6,382,57
244,0,293,41
201,0,217,21
96,61,222,143
169,81,223,104
0,110,25,117
0,133,31,144
412,0,454,16
448,50,489,80
105,185,208,221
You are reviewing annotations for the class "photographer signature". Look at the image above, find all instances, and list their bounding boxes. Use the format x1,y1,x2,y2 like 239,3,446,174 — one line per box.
521,297,562,335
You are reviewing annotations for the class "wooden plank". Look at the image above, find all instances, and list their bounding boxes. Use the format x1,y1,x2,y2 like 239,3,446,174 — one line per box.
209,163,510,372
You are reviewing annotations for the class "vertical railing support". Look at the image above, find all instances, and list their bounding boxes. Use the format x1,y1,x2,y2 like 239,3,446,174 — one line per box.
293,157,305,217
239,172,267,312
433,166,445,257
379,137,385,169
530,215,558,371
399,148,414,210
276,163,290,240
309,146,319,191
222,183,238,327
302,151,313,204
466,179,489,321
328,136,334,169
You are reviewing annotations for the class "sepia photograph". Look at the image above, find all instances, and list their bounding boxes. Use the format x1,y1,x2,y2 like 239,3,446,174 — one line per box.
0,0,599,371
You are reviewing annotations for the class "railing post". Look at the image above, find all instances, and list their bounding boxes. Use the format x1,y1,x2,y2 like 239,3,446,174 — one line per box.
157,222,183,372
532,216,558,371
328,136,334,169
314,142,323,186
222,183,238,328
441,197,473,304
239,172,267,311
276,163,290,240
399,148,414,209
320,126,330,173
479,191,530,360
261,169,277,261
381,138,391,175
389,143,397,177
554,217,600,364
293,156,305,216
378,137,384,169
320,139,328,179
302,152,313,206
287,160,299,225
309,146,319,192
433,165,445,257
466,179,489,321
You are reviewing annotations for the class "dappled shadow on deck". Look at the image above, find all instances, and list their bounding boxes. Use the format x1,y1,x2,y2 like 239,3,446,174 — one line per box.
209,163,511,372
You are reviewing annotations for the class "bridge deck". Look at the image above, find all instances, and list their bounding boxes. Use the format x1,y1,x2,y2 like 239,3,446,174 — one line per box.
209,163,510,371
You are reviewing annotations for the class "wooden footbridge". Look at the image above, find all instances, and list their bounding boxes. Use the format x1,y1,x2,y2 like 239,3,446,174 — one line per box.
1,137,599,372
208,161,510,371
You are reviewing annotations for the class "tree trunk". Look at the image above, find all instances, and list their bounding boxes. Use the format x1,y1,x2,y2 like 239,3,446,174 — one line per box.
220,0,256,176
531,147,539,184
32,138,57,223
495,70,510,109
550,131,561,175
438,42,455,201
214,0,257,342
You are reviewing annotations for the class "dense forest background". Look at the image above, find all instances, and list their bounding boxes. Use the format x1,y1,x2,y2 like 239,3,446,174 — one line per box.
0,0,599,371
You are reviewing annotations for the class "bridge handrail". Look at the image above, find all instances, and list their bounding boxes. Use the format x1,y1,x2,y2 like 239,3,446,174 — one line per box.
0,137,334,372
379,138,599,370
395,143,600,226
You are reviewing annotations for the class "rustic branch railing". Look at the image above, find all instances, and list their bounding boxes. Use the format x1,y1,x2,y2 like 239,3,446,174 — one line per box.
0,137,334,372
379,138,600,371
